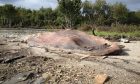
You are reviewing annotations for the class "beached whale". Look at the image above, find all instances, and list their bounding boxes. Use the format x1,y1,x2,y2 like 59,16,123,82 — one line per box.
25,30,121,56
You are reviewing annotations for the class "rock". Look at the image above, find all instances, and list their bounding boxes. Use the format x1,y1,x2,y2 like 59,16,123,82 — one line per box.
67,51,72,54
20,35,31,43
33,72,52,84
0,41,7,45
94,74,109,84
0,81,3,84
42,72,52,80
19,43,29,48
8,46,21,50
34,77,46,84
29,47,46,56
101,56,108,59
120,38,130,43
0,37,7,45
3,72,34,84
2,55,25,63
118,45,125,49
4,56,25,63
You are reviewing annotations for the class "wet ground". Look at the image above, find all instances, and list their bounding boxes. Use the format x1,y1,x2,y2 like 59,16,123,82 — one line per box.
0,29,140,84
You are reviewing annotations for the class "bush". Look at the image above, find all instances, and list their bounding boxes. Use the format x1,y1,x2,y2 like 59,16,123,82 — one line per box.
78,24,92,31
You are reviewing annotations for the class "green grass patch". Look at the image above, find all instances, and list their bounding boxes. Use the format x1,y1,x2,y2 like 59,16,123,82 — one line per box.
87,30,140,37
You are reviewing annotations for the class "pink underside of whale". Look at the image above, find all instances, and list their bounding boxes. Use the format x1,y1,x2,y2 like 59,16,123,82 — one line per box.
27,30,121,56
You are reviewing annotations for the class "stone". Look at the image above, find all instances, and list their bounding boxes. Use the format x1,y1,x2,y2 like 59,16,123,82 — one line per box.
42,72,52,80
33,77,46,84
120,38,130,43
94,74,109,84
0,81,3,84
19,43,29,48
3,72,34,84
29,47,46,56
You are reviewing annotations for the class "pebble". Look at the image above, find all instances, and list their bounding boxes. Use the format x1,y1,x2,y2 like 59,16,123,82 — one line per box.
94,74,109,84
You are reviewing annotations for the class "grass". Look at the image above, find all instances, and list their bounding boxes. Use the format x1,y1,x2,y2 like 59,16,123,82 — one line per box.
87,30,140,37
83,24,140,37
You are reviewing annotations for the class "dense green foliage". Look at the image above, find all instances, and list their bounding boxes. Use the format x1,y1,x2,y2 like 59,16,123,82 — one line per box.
58,0,81,27
0,0,140,29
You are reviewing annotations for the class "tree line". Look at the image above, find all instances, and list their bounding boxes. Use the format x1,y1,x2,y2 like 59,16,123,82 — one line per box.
0,0,140,28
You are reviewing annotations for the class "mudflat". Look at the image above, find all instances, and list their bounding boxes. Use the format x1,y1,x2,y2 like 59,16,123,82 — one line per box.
0,29,140,84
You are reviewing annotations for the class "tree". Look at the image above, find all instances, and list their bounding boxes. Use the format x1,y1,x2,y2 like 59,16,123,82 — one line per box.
0,6,3,26
17,8,33,27
0,3,140,28
2,4,17,27
53,7,65,27
112,2,129,24
58,0,81,28
94,0,111,25
82,0,95,24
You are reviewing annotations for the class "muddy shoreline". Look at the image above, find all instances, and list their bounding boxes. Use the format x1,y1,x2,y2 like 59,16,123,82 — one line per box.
0,29,140,84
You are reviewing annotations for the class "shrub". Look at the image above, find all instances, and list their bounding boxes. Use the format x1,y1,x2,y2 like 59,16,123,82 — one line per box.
78,24,92,31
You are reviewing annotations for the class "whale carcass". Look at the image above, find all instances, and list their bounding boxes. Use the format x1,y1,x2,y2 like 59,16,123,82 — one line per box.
26,30,121,56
